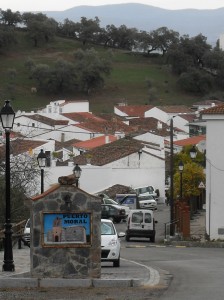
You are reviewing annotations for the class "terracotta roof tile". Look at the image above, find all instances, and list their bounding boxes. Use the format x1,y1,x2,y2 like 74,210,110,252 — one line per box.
128,117,170,136
173,135,206,147
0,139,47,157
157,105,192,113
28,114,69,126
115,105,153,117
73,135,117,150
201,104,224,115
73,137,143,166
75,119,133,134
62,112,105,123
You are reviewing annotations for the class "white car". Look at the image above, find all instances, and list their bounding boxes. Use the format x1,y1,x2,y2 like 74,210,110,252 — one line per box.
23,218,30,244
138,195,157,210
134,186,158,200
100,197,130,217
101,219,125,267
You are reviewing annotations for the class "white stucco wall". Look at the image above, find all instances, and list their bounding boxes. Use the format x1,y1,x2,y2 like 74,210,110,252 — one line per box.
202,114,224,240
40,151,166,202
114,107,128,117
39,100,89,114
144,107,169,123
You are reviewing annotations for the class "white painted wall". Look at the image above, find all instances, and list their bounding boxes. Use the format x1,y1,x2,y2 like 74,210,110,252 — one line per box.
144,107,169,123
38,100,89,114
114,107,128,117
202,114,224,240
40,151,166,203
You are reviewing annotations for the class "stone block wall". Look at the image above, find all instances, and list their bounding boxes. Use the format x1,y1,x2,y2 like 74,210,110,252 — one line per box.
30,184,101,278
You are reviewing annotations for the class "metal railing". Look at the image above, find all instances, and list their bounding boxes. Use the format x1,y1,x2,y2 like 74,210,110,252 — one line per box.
164,219,180,240
0,220,30,249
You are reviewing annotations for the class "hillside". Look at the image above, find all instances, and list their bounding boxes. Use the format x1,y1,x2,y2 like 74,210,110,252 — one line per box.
0,32,205,113
45,3,224,46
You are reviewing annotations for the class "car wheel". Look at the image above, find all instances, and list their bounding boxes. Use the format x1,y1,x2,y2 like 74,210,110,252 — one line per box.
113,256,120,267
126,235,130,242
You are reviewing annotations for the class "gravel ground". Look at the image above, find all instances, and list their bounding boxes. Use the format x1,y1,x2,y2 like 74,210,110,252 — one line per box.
0,285,167,300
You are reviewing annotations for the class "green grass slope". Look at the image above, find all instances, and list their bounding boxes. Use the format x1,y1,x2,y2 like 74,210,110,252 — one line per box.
0,33,199,113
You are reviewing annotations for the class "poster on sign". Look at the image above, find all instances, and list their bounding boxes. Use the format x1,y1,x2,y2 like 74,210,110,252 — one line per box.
42,212,92,247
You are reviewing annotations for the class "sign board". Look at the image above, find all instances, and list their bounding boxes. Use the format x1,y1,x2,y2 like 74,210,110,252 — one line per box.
198,181,205,189
42,212,91,248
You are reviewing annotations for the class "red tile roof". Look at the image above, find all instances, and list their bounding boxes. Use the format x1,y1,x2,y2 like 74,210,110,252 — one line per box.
115,105,153,117
173,135,206,147
157,105,192,113
74,137,143,166
75,119,133,134
73,135,117,150
200,104,224,115
28,114,69,126
0,139,47,156
62,112,105,123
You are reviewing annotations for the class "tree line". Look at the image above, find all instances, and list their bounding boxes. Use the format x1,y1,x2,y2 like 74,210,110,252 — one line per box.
1,8,224,96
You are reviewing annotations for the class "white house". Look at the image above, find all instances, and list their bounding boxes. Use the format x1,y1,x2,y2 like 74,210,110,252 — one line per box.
201,104,224,240
144,106,194,134
37,100,89,115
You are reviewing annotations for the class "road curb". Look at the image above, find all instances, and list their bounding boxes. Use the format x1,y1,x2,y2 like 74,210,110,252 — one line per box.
0,276,147,289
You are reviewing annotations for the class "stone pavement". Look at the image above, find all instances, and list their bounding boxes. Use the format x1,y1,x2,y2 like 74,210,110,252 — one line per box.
0,246,158,289
190,209,206,241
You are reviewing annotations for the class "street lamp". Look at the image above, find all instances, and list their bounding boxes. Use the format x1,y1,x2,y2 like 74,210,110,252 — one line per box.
169,117,175,236
37,149,46,194
189,145,197,159
73,164,82,187
0,100,15,272
178,161,184,200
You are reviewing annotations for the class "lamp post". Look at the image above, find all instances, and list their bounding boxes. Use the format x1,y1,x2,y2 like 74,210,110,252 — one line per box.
189,145,198,217
0,100,15,272
73,164,82,187
178,161,184,200
169,117,175,236
37,149,46,194
189,145,197,160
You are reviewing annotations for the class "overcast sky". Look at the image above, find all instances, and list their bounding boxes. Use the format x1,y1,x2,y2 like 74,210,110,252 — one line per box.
1,1,224,12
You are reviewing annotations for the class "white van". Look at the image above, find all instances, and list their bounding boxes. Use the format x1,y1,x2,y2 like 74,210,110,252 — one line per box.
125,209,157,243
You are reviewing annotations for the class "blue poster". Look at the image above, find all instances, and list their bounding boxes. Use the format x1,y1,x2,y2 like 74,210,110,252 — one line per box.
43,212,91,246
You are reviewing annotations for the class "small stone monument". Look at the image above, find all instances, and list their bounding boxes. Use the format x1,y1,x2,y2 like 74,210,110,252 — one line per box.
29,175,101,278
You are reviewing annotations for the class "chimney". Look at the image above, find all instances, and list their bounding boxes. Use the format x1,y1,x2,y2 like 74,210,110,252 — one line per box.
157,121,162,130
105,135,109,144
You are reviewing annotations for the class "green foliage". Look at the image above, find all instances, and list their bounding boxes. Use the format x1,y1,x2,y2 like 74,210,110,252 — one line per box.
173,146,206,200
177,68,214,95
173,162,205,199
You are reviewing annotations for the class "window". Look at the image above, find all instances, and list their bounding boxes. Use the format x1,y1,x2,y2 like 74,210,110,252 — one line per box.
132,212,143,223
101,222,115,235
145,213,152,223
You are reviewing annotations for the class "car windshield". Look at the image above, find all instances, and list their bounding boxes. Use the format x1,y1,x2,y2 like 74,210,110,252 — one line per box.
101,222,115,235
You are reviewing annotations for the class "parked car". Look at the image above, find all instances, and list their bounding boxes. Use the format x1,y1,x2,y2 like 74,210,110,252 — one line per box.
126,209,157,243
101,219,125,267
134,186,158,201
116,194,140,210
138,195,157,210
101,204,126,223
99,195,130,216
23,218,30,244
